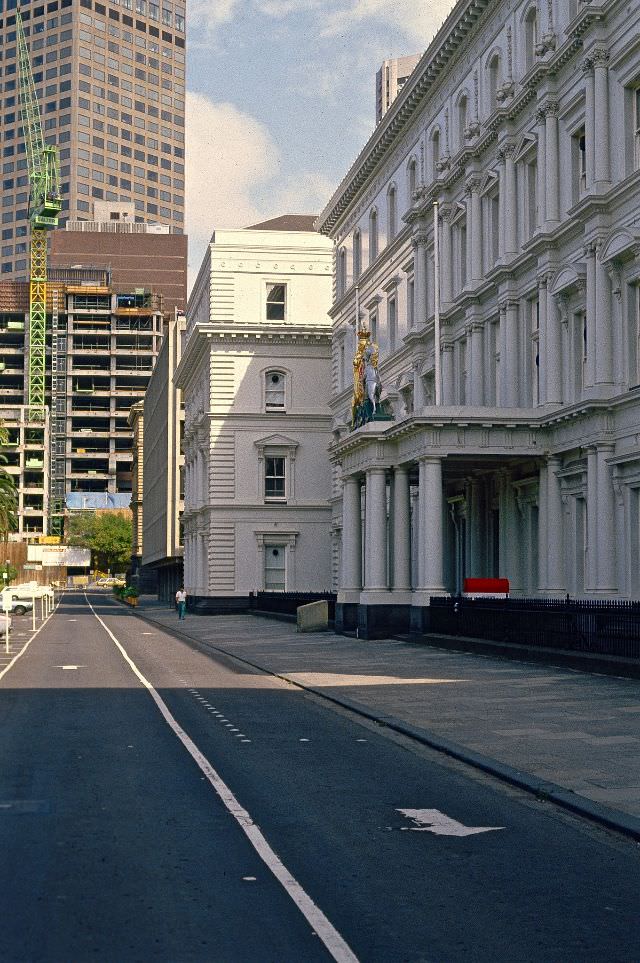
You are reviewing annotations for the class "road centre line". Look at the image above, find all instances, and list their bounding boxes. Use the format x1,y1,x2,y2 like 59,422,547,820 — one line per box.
84,594,359,963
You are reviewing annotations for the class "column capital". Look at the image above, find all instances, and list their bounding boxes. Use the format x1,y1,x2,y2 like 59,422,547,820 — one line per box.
417,454,442,465
439,202,456,223
393,463,410,476
366,465,388,476
464,175,481,195
583,240,598,259
497,142,516,162
411,230,429,249
591,47,609,68
539,100,559,117
581,56,594,76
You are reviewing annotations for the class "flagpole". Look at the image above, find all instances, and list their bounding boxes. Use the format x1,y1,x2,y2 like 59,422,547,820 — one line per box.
433,201,441,405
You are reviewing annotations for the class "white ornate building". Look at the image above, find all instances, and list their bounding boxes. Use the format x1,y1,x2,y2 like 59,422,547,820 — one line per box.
175,216,334,611
317,0,640,637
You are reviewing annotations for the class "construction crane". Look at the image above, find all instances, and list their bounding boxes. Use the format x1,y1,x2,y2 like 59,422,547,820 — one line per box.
16,6,63,535
16,5,62,416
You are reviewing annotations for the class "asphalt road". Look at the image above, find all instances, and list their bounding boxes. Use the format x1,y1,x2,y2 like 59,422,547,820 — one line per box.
0,592,638,963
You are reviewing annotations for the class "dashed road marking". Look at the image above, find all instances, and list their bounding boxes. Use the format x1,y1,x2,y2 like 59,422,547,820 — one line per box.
85,594,357,963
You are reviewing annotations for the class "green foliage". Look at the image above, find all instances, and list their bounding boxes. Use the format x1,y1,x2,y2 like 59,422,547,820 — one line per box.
0,562,18,586
124,587,139,598
68,511,133,572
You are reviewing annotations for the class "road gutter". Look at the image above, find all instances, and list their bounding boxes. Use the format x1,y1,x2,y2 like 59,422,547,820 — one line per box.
126,603,640,844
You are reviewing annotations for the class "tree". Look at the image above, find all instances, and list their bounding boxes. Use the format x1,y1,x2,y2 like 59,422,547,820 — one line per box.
68,511,132,572
0,421,17,539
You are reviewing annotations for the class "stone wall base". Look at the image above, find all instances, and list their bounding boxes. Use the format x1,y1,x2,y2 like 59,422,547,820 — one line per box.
189,595,250,615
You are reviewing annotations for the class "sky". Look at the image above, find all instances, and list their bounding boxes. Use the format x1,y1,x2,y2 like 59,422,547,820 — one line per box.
184,0,456,280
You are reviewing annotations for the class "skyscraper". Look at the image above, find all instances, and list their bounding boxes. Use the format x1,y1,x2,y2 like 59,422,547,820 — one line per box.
0,0,186,281
375,55,422,125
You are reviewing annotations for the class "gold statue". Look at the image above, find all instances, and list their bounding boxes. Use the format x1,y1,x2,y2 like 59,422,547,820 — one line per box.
351,328,381,428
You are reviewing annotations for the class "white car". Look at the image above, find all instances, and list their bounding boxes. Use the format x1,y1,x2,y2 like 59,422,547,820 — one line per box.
5,599,33,616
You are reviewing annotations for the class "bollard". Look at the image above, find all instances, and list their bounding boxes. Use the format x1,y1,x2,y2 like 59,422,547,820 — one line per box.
32,594,36,631
4,615,8,655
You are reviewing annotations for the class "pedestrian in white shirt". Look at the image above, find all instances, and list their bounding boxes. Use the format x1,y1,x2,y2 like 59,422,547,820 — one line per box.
175,587,187,620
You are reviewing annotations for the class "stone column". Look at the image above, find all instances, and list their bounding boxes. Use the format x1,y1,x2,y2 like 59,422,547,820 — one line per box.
440,207,453,304
499,145,517,258
584,242,596,388
537,278,547,405
442,342,455,405
341,476,362,591
536,108,546,226
545,278,562,404
546,456,565,593
468,478,483,575
500,299,519,407
413,356,426,412
468,322,484,405
412,230,428,327
392,466,411,591
544,103,559,224
466,177,482,283
418,456,445,593
582,57,595,189
586,447,598,591
596,444,616,591
535,465,547,592
595,242,613,385
593,49,610,186
364,468,388,591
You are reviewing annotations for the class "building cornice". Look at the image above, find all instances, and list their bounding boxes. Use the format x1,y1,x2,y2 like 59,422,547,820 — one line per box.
316,0,495,237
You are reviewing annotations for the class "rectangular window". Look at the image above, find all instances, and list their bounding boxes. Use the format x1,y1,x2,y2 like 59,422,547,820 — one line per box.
266,283,286,321
264,545,286,591
264,457,286,500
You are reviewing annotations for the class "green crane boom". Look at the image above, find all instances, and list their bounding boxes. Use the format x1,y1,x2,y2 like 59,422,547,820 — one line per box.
17,6,64,536
16,6,62,416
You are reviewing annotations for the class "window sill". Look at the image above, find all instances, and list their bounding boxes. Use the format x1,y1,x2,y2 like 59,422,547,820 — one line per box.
264,498,287,504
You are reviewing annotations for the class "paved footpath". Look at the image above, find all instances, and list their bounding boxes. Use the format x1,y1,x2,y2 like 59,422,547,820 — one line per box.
132,598,640,833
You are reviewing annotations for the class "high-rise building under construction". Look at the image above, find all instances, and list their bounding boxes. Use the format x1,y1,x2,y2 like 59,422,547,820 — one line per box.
0,0,186,280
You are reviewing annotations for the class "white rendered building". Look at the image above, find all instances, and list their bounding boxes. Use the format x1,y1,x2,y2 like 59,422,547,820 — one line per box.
318,0,640,638
175,216,334,611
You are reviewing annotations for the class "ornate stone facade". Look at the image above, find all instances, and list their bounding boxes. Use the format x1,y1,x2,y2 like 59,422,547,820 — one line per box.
175,221,334,609
317,0,640,636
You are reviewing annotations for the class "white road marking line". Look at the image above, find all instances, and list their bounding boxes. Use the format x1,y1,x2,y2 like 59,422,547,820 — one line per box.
241,739,251,743
53,665,86,670
243,876,257,882
0,597,62,684
396,808,505,837
299,738,310,742
85,601,358,963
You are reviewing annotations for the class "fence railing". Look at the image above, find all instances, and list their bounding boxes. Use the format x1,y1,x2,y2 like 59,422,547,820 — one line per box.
429,596,640,659
250,591,336,620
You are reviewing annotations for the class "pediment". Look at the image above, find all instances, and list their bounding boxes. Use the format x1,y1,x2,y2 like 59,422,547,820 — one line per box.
599,228,640,264
549,263,586,296
513,132,537,162
254,433,299,450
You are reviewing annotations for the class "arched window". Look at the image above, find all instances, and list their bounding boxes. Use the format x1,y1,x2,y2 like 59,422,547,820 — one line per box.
457,94,468,149
524,7,538,71
387,184,397,241
487,52,501,111
369,208,378,263
337,246,347,296
265,370,286,410
353,229,362,280
407,157,417,200
431,128,441,179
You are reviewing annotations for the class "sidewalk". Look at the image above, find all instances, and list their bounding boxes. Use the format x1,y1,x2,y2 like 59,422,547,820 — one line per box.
132,597,640,838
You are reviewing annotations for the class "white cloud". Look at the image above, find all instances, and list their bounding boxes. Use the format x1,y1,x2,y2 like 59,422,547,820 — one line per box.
185,91,336,283
321,0,453,45
189,0,453,45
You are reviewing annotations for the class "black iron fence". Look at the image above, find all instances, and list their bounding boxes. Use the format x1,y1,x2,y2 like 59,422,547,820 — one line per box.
429,596,640,659
250,591,336,620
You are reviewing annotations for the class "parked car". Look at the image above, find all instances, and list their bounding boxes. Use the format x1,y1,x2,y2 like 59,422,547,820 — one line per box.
94,576,126,587
4,598,33,616
5,582,53,600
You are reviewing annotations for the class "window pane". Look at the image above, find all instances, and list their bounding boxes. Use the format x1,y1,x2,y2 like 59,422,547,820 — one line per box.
266,283,286,320
265,370,285,408
264,545,285,590
265,456,285,498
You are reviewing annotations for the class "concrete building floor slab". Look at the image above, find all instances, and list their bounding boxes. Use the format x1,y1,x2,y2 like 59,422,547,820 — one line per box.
131,598,640,826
